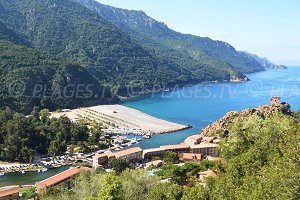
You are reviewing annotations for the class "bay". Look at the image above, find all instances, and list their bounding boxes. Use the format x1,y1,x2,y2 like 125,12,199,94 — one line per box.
123,66,300,149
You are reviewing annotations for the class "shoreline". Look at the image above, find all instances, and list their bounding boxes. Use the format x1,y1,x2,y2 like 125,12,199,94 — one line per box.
52,105,190,135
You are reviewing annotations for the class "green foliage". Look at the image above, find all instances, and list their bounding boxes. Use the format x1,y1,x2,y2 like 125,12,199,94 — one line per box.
76,0,268,79
208,113,300,199
163,151,179,164
0,108,102,162
98,173,124,200
0,39,115,113
181,185,207,200
108,158,129,174
20,187,37,200
148,182,182,200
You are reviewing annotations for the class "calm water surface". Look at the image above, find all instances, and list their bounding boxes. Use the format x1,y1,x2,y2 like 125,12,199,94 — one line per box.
1,67,299,186
0,166,69,187
123,67,300,149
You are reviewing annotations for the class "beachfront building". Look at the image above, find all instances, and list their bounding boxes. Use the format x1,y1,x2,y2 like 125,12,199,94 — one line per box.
161,143,190,153
143,148,166,160
178,153,201,163
114,147,143,162
189,143,219,156
0,187,20,200
93,151,115,168
93,147,143,168
35,167,90,193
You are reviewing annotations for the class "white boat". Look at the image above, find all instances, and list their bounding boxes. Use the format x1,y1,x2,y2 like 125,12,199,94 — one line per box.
115,148,121,151
0,172,4,176
42,168,48,172
21,170,25,174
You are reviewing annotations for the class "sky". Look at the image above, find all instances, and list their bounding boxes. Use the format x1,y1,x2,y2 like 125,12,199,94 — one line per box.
96,0,300,65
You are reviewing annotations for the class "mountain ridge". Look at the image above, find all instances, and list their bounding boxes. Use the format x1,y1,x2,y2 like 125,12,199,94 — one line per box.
75,0,285,72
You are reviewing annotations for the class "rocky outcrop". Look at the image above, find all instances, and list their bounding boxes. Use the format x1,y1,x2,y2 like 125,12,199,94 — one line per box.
201,98,291,137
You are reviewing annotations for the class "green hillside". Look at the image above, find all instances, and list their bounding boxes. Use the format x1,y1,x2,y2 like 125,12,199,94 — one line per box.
0,0,247,99
75,0,270,73
0,39,116,113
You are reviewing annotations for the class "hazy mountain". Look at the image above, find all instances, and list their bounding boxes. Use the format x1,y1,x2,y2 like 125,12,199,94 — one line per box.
0,0,247,100
75,0,284,72
241,52,287,70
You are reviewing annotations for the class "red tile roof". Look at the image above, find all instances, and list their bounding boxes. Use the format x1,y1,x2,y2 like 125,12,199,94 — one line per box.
94,151,115,159
161,143,189,150
0,187,19,198
115,147,143,158
179,153,201,161
36,167,90,190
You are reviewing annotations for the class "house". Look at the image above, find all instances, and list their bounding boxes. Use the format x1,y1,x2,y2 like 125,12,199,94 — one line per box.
143,148,165,160
145,160,163,168
93,147,143,168
178,153,201,163
0,187,20,200
113,137,125,144
93,151,115,168
189,143,219,157
201,136,215,143
114,147,143,162
161,143,190,153
184,135,202,146
35,167,90,193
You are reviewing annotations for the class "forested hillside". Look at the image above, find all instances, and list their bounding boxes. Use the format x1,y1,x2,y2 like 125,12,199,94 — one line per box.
0,40,116,113
0,0,245,100
75,0,283,73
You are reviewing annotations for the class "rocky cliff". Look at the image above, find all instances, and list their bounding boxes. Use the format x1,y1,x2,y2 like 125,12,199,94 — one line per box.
201,97,291,137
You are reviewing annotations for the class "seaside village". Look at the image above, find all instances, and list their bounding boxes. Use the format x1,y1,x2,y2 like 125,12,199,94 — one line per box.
0,132,220,199
0,97,284,199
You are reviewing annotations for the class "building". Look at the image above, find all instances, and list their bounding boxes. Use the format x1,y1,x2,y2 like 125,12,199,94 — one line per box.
161,143,190,153
93,151,115,168
189,143,219,157
35,167,90,193
0,187,20,200
143,148,165,160
145,160,163,168
114,147,143,162
271,96,280,106
184,135,202,146
93,147,143,168
178,153,201,163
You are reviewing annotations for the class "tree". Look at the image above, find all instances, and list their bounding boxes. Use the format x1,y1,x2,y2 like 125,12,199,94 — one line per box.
163,151,179,164
98,173,124,200
148,183,182,200
108,158,129,174
181,186,207,200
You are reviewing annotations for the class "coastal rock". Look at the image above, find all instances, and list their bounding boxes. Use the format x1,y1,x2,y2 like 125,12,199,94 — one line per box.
201,97,291,137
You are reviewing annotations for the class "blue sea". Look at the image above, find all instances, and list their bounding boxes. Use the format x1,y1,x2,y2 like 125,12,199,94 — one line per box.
123,66,300,149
